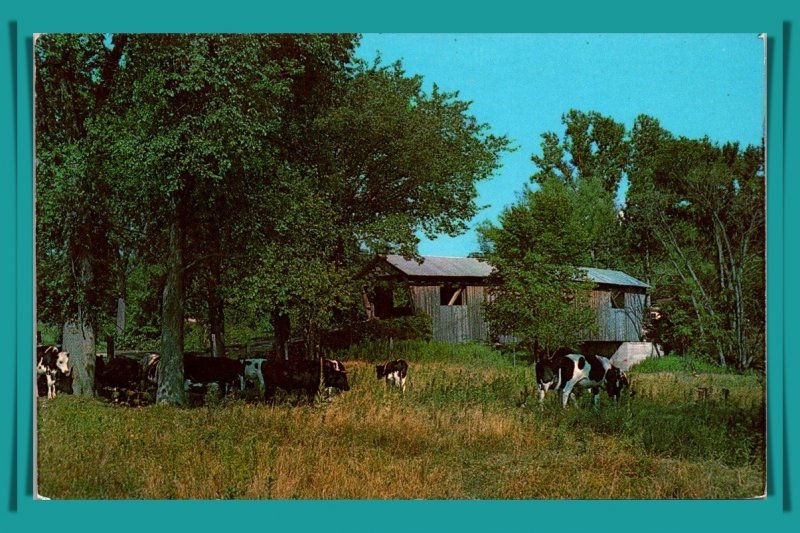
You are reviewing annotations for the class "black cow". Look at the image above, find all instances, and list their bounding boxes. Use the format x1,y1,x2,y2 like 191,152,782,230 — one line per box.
95,356,143,390
94,356,148,403
536,352,630,408
375,359,409,393
141,353,245,398
261,358,350,403
36,345,71,399
184,354,245,396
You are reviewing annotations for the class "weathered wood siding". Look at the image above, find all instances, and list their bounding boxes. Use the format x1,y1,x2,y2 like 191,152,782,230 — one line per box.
409,284,488,343
584,288,645,342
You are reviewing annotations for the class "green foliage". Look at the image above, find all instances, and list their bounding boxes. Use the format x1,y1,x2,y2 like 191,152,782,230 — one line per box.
632,355,736,374
477,178,596,352
358,314,433,342
624,115,765,369
335,340,514,368
532,109,629,195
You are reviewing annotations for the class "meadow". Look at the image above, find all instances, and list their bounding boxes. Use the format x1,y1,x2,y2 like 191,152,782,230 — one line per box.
37,342,765,499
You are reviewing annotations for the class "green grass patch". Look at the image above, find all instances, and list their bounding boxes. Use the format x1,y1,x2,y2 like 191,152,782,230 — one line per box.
633,355,736,374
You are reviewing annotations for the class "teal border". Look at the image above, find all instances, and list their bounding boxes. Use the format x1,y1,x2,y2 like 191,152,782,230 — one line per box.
1,1,797,531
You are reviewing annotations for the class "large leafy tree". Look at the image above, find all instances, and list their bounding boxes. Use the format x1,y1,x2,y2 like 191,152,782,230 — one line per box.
477,178,596,356
232,59,511,355
624,115,764,369
531,110,628,268
35,34,129,394
98,34,302,404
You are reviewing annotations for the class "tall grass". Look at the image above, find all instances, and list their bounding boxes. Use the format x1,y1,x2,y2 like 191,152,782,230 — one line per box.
37,341,765,499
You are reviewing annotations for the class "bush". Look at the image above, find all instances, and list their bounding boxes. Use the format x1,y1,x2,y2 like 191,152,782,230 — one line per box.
632,355,735,374
358,313,433,342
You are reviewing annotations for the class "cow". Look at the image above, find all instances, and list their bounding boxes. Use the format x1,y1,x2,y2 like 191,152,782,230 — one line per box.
183,354,245,396
243,358,267,392
261,358,350,403
93,355,149,404
536,352,630,408
141,353,245,399
143,352,161,388
95,356,143,390
36,345,71,399
375,359,409,393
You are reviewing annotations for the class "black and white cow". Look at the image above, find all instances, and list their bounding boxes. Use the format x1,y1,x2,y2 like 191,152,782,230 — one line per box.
243,358,267,392
261,358,350,403
37,370,74,397
143,353,161,388
375,359,408,393
536,352,630,408
36,345,71,399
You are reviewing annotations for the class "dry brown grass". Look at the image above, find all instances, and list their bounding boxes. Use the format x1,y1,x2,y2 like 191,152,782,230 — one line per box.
37,355,765,499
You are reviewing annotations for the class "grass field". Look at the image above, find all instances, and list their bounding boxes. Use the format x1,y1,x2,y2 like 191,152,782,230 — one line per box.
37,342,766,499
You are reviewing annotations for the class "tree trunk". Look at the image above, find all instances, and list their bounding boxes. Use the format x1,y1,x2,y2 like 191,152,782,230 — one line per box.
272,311,290,361
158,213,186,405
206,223,226,359
116,298,126,336
116,253,128,336
62,311,95,395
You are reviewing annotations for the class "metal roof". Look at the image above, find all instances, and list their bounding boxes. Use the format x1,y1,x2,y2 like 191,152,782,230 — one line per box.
384,255,494,278
382,255,648,288
579,267,650,288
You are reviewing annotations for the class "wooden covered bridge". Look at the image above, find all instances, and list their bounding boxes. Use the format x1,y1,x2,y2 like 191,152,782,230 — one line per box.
360,255,652,364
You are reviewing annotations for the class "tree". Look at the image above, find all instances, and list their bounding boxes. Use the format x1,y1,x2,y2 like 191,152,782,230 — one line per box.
477,178,596,356
35,33,128,394
531,110,628,268
624,115,765,369
98,34,303,403
230,58,511,357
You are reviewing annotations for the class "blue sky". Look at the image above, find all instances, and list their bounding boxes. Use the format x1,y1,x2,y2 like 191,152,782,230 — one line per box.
355,34,765,258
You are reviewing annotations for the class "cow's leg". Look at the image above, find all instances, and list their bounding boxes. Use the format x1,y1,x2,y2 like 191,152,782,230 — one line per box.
562,380,579,408
46,373,56,399
537,382,550,409
569,391,579,407
591,387,600,408
264,386,277,404
400,375,406,394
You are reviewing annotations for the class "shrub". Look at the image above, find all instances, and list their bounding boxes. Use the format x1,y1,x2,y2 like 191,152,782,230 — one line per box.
633,355,736,374
358,313,433,342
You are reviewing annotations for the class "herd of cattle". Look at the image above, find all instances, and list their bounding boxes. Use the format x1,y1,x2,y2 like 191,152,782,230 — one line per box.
36,343,631,408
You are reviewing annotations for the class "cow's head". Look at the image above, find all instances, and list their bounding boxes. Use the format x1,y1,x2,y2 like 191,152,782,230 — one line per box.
605,366,630,401
375,364,386,380
56,351,71,375
323,359,350,391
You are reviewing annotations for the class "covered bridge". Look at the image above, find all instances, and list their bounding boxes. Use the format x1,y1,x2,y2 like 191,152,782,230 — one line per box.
360,255,650,351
